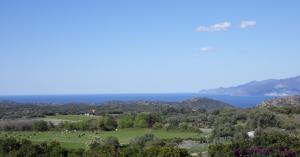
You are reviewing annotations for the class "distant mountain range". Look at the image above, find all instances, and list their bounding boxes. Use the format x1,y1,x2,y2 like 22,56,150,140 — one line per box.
200,75,300,96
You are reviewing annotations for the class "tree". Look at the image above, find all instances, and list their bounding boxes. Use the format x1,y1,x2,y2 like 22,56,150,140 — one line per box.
118,115,134,128
248,110,279,129
48,141,68,157
130,134,156,149
141,146,190,157
102,136,120,149
120,147,141,157
134,114,148,128
212,122,235,138
208,143,233,157
146,113,161,128
33,120,49,131
103,116,118,131
81,119,98,131
152,122,163,129
88,137,120,157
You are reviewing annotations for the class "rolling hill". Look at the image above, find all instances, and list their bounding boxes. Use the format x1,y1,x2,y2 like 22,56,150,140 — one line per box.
257,95,300,108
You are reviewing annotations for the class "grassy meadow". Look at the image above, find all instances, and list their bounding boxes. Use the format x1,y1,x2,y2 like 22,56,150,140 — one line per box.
36,114,102,125
0,128,203,149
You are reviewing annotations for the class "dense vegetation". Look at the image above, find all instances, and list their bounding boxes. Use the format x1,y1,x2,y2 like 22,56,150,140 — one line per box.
0,135,190,157
1,96,300,156
209,129,300,157
0,98,233,119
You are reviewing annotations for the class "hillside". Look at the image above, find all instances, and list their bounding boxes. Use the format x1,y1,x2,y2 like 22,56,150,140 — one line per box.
177,97,234,110
199,75,300,96
257,95,300,108
101,97,234,111
0,97,234,119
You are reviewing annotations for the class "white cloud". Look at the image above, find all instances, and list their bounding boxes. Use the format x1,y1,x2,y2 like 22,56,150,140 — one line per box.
240,20,256,29
201,47,214,52
197,22,231,32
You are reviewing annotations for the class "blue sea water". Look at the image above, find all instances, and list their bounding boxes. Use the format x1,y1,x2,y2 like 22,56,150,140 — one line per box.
0,93,274,108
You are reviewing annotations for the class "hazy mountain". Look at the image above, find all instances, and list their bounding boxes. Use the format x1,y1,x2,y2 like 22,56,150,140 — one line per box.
199,75,300,96
257,95,300,108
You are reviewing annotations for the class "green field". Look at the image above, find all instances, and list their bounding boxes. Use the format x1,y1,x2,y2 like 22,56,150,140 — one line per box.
35,114,103,125
43,114,102,122
0,129,204,150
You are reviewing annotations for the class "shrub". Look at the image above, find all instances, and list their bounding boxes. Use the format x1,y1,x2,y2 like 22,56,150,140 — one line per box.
118,115,134,128
134,114,148,128
33,120,49,131
152,122,163,129
103,116,118,131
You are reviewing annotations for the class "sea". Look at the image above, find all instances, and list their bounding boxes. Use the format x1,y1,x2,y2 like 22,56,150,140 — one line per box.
0,93,274,108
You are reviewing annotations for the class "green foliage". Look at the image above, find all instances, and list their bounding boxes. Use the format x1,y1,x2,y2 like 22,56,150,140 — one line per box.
120,147,141,157
209,129,300,157
212,122,235,138
208,143,233,157
253,129,300,149
118,115,134,128
247,109,279,129
0,136,188,157
130,134,157,149
4,97,300,156
179,122,189,130
33,120,49,131
133,113,161,128
102,136,120,148
48,141,68,157
152,122,163,129
102,116,118,131
134,114,149,128
144,146,190,157
56,115,118,131
89,136,120,151
0,137,68,157
87,135,189,157
81,119,98,130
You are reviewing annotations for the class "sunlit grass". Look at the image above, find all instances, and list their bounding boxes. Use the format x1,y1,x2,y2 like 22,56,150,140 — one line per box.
0,128,204,149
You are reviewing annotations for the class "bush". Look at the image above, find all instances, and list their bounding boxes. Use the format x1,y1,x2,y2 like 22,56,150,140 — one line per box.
101,116,118,131
0,137,68,157
134,114,148,128
145,146,189,157
134,113,161,128
247,110,279,129
103,136,120,148
212,122,235,138
209,129,300,157
89,136,120,150
81,119,98,130
130,134,157,149
118,115,134,128
33,120,49,131
152,122,163,129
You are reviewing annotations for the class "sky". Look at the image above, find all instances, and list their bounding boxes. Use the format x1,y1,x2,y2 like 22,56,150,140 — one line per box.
0,0,300,95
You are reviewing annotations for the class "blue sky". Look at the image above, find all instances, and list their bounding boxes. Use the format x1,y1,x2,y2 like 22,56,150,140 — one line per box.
0,0,300,95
